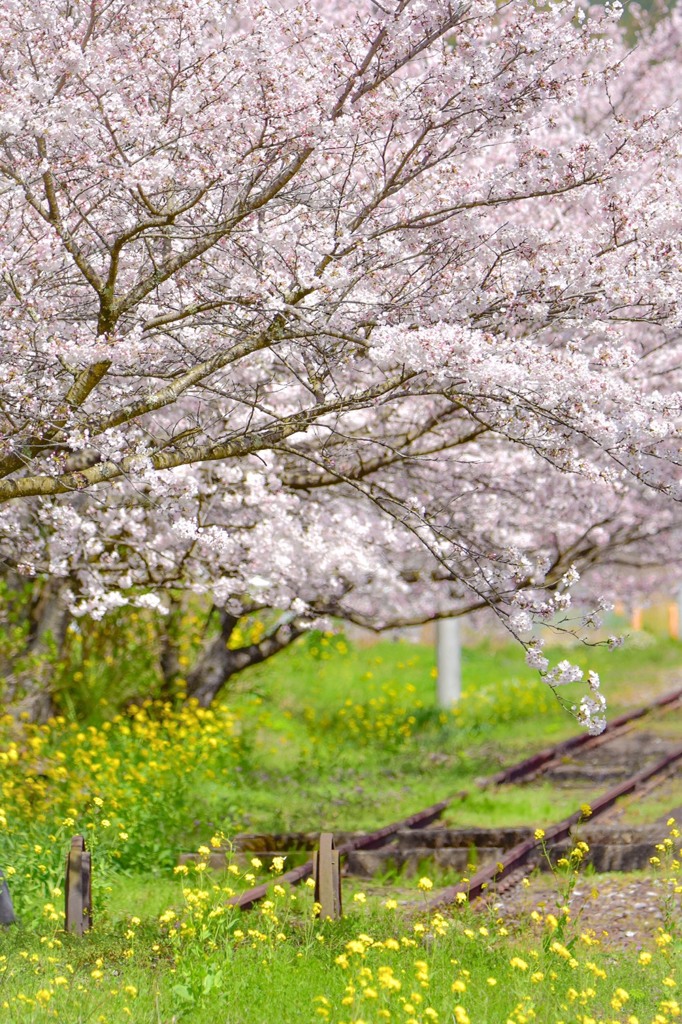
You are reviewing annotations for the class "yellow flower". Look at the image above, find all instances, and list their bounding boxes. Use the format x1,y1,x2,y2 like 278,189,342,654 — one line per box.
418,877,433,892
510,957,528,971
353,892,367,904
534,829,545,840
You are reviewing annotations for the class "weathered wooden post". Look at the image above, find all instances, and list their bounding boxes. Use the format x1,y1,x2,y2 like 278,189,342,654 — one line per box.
0,869,16,926
313,832,342,921
64,835,92,935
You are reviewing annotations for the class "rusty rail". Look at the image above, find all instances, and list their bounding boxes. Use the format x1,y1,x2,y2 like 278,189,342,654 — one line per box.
227,684,682,911
228,799,449,909
420,741,682,911
482,683,682,786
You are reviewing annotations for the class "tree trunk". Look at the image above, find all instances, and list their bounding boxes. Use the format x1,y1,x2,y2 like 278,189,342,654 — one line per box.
185,610,303,707
157,594,187,700
3,578,71,723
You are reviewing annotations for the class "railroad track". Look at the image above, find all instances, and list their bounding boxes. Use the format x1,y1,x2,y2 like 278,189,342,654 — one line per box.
419,740,682,912
223,684,682,911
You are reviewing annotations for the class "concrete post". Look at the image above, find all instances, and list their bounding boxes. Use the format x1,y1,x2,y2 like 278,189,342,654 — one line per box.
436,617,461,708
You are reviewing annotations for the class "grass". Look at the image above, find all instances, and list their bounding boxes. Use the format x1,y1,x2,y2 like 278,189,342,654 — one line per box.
1,855,680,1024
617,777,682,826
1,634,681,1022
190,633,682,838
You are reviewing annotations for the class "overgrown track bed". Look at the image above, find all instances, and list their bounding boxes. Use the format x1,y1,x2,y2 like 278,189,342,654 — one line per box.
221,685,682,911
420,741,682,912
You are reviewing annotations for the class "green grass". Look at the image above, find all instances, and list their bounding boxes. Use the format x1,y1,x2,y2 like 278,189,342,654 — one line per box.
1,636,681,1023
178,633,682,839
618,777,682,825
1,878,679,1024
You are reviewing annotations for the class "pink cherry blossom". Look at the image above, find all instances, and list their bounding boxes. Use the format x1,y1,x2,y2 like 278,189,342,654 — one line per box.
0,0,680,726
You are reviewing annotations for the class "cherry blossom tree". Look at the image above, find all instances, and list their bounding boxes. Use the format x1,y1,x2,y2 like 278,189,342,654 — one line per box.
0,0,680,725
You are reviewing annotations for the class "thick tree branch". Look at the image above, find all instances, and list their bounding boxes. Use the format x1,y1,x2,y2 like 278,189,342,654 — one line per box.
0,375,412,502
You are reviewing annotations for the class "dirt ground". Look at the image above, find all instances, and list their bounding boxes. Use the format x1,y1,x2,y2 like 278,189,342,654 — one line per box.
488,871,679,951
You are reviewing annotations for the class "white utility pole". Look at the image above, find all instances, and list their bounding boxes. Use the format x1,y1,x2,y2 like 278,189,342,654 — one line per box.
436,617,461,708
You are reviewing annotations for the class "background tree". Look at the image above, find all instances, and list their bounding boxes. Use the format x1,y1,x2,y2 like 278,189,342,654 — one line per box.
0,0,680,725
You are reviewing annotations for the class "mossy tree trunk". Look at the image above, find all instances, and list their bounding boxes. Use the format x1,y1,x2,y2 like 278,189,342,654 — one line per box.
2,577,71,723
176,607,304,708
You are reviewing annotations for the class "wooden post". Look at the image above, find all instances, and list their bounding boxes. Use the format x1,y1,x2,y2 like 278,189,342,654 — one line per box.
313,832,342,921
0,869,16,926
65,835,92,935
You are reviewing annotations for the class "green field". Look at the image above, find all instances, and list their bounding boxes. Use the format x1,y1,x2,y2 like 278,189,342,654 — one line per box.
1,636,681,1022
